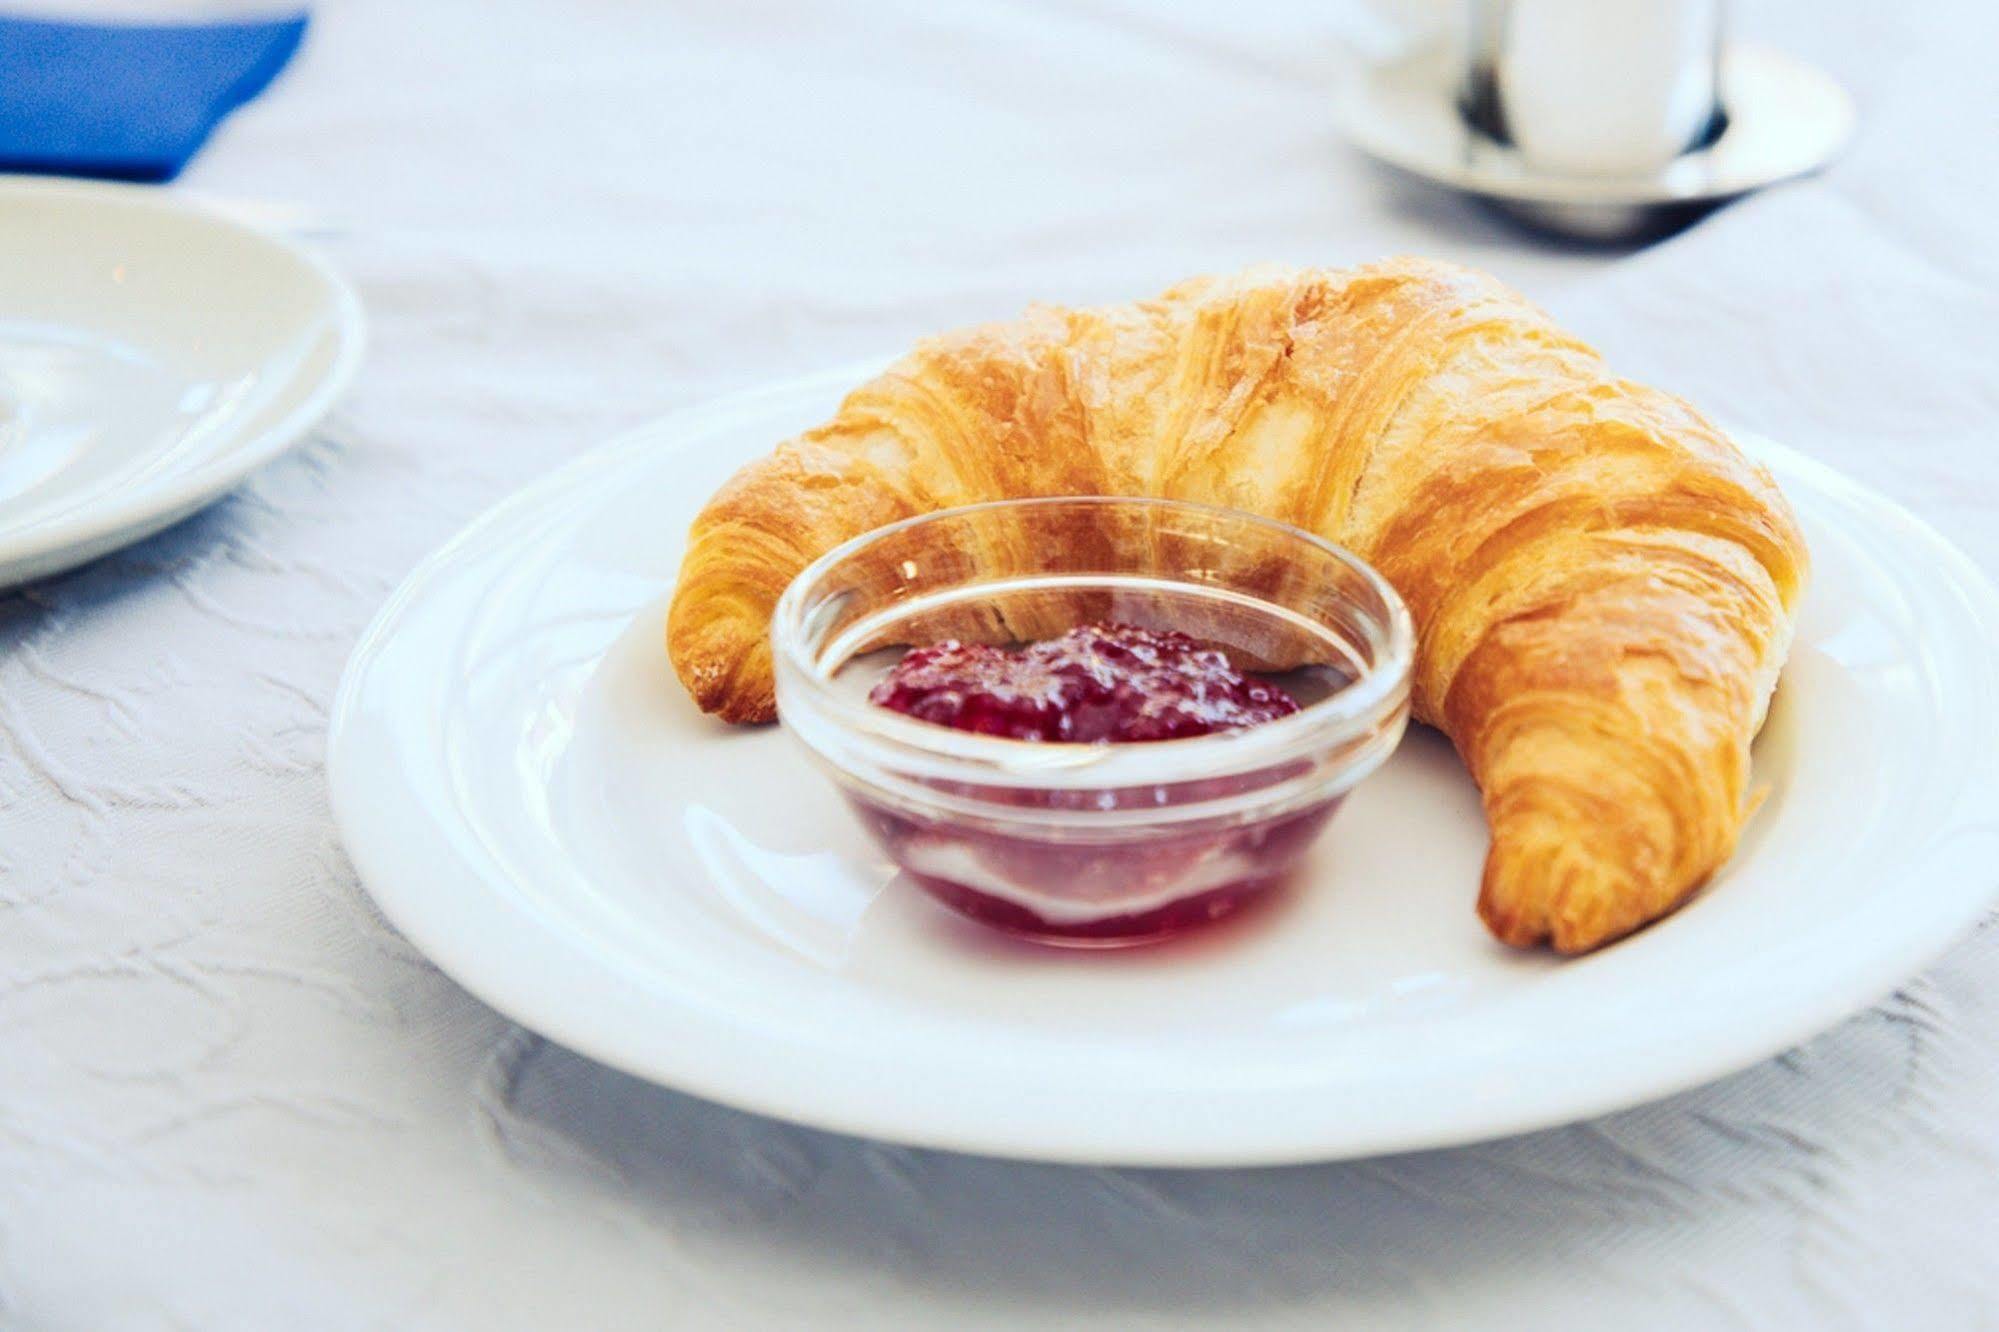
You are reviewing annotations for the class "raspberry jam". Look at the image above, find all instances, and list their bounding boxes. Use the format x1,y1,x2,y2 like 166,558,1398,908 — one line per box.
861,623,1335,947
868,623,1301,742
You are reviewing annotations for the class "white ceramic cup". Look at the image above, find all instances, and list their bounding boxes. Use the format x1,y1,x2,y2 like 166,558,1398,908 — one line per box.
1465,0,1726,176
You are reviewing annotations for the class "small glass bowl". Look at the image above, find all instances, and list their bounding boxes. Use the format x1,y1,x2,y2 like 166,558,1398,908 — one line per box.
771,497,1415,947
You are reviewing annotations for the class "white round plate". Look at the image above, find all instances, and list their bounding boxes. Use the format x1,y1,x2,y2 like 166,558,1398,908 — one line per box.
329,366,1999,1167
0,177,364,586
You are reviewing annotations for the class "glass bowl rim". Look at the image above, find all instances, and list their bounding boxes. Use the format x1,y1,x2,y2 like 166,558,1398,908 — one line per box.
770,495,1416,792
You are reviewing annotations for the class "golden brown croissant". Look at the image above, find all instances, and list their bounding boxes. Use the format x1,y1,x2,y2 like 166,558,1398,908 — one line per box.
666,259,1807,953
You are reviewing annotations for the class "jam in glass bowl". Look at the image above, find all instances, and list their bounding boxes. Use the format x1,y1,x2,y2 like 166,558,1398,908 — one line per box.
770,497,1415,947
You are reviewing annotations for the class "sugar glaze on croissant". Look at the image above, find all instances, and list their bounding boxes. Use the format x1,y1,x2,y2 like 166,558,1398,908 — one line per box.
666,259,1808,952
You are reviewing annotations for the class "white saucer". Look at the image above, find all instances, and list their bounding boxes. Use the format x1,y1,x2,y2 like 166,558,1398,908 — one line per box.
1340,43,1856,239
0,178,364,587
328,366,1999,1167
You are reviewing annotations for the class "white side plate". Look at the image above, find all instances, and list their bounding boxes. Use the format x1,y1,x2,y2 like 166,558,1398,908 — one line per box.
328,367,1999,1167
0,177,364,586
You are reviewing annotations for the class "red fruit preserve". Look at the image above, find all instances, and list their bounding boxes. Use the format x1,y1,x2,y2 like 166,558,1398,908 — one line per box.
861,623,1336,946
869,623,1301,741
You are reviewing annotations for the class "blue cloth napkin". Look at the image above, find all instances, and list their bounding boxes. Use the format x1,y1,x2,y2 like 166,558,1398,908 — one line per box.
0,10,308,182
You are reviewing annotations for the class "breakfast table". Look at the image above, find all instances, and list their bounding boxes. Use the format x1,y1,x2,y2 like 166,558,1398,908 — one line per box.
4,1,1996,1326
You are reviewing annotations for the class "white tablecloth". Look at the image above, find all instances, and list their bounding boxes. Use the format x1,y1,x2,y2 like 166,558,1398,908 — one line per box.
5,2,1996,1327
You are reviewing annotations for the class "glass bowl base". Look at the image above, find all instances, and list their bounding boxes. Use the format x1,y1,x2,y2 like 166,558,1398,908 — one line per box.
910,872,1287,948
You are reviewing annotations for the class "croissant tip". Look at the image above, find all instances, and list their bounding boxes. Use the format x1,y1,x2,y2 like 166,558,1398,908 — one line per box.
1548,923,1621,956
663,585,775,721
712,691,778,725
1477,840,1631,954
671,653,776,724
1480,857,1680,954
1476,895,1547,952
1479,897,1630,955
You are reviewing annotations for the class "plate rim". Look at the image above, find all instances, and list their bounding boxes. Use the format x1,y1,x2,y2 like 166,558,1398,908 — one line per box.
328,368,1999,1167
0,175,368,580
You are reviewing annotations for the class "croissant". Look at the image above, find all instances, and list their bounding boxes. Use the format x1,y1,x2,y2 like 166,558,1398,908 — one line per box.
666,259,1808,953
